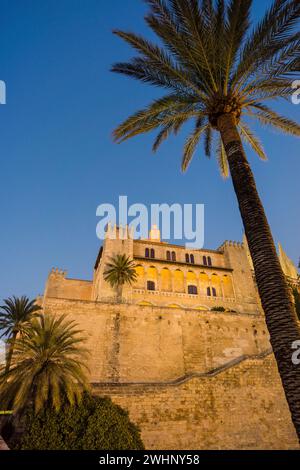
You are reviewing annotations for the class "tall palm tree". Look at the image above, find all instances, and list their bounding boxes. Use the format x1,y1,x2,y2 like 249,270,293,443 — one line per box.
0,296,41,373
111,0,300,438
0,314,89,413
104,254,138,302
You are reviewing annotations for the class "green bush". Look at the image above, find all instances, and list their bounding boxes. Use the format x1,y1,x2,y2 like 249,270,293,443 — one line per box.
15,393,144,450
210,306,225,312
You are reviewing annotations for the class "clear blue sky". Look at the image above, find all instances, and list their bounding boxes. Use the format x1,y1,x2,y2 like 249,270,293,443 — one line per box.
0,0,299,300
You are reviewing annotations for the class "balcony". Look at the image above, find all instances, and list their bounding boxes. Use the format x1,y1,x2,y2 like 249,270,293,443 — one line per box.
133,288,235,303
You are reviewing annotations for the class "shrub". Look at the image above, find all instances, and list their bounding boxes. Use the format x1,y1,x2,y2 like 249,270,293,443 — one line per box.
211,306,225,312
14,393,144,450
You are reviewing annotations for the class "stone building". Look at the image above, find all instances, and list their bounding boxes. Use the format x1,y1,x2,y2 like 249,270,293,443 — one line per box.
41,225,300,449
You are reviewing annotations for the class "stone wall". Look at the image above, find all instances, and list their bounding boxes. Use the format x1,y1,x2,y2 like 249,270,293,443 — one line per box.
44,270,92,301
93,354,298,450
41,297,298,449
42,298,270,383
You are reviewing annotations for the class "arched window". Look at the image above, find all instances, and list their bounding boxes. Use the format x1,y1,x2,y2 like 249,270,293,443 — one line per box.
212,287,217,297
172,251,176,262
147,280,155,291
145,248,150,258
190,254,195,264
166,251,171,261
208,256,212,266
207,287,211,296
188,285,198,295
150,248,155,259
185,253,190,263
203,256,207,266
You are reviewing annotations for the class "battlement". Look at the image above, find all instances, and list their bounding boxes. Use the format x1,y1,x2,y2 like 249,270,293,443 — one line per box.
218,240,244,251
49,267,68,277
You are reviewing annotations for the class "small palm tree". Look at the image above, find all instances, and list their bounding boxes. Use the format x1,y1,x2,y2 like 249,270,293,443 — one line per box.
0,296,41,373
0,314,89,413
104,254,138,302
111,1,300,438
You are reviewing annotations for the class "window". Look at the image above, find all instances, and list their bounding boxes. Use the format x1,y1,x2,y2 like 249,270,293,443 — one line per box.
207,287,211,296
188,285,198,295
212,287,217,297
208,256,212,266
147,281,155,291
186,253,195,264
150,248,155,259
166,251,171,261
145,248,149,258
203,256,207,266
171,251,176,262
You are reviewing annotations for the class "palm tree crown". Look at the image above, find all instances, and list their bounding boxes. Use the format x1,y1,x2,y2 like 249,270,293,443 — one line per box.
0,296,42,373
104,254,138,290
0,296,41,339
0,314,89,413
112,0,300,176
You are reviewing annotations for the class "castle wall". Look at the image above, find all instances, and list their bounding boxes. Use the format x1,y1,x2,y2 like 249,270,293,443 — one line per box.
44,271,92,301
40,232,299,449
42,298,270,383
41,299,298,449
221,242,259,305
93,354,298,450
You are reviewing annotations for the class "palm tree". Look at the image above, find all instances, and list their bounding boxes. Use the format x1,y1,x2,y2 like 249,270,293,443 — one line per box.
0,314,89,413
0,296,42,373
104,254,138,302
111,0,300,438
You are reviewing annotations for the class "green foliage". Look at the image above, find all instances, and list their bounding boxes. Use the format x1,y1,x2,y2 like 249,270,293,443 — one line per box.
0,296,41,339
0,314,89,413
293,288,300,320
111,0,300,176
104,254,137,288
0,296,42,372
104,254,137,301
211,306,226,312
16,394,144,450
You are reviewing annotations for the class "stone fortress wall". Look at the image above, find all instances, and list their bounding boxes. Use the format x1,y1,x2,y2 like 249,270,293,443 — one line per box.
40,226,300,449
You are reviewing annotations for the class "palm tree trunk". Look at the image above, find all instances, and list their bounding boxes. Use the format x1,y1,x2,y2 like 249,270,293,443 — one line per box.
5,331,17,374
218,112,300,442
116,285,123,303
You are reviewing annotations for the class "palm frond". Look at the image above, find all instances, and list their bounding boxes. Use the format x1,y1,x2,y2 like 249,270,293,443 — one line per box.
113,93,199,143
232,0,300,89
204,126,212,157
112,29,205,97
144,1,214,94
246,104,300,136
217,136,229,178
238,122,268,160
168,0,218,92
223,0,252,93
182,121,208,172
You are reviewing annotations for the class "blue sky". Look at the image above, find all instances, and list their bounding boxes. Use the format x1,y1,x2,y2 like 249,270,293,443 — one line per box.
0,0,299,300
